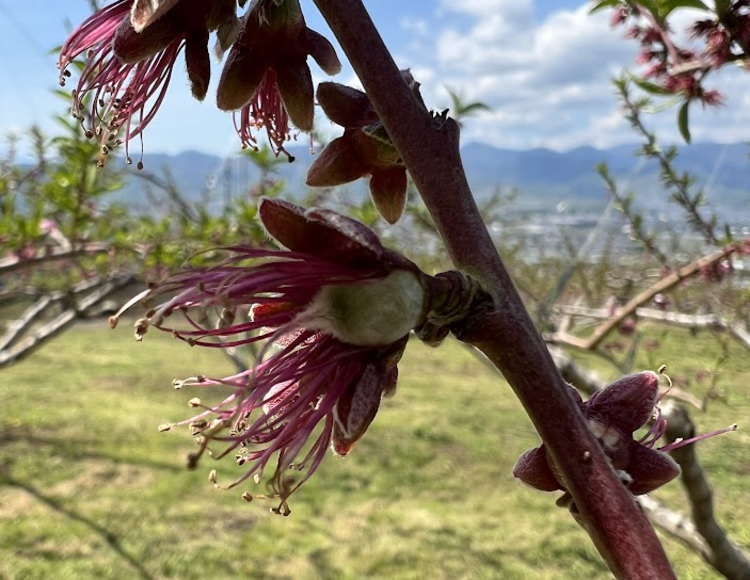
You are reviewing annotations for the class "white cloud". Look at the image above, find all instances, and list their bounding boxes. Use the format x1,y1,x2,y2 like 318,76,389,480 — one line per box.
399,16,429,37
438,0,533,21
532,7,635,85
411,3,638,149
386,1,750,152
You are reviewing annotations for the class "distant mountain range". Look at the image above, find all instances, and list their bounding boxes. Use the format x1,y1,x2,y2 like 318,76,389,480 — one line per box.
112,141,749,213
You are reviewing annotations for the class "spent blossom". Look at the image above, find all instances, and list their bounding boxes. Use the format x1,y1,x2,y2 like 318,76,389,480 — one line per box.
58,0,238,166
306,80,414,224
604,1,750,107
217,0,341,155
111,198,472,514
514,371,736,496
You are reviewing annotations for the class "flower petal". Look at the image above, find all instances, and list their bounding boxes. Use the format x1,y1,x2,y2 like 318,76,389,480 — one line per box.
586,371,660,434
624,443,681,495
276,61,314,131
370,166,408,224
513,445,562,492
306,135,368,187
304,28,341,75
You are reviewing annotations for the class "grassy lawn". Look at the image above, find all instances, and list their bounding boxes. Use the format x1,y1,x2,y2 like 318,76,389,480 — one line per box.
1,321,748,579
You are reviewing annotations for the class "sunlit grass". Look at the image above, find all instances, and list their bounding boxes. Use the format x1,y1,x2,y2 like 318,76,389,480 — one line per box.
0,322,747,579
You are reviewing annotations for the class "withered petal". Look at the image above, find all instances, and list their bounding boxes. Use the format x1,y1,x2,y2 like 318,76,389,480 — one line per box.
185,28,210,101
215,17,241,57
204,0,239,32
332,362,385,455
276,62,314,131
625,443,681,495
304,28,341,76
513,445,562,492
130,0,180,33
259,198,413,271
316,82,376,128
306,135,368,187
369,166,408,224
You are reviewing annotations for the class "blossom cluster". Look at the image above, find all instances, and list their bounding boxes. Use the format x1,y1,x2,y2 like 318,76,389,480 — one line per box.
607,0,750,106
59,0,413,223
58,0,341,164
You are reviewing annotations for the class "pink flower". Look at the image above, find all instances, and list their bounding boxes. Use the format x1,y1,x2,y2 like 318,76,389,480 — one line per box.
514,372,735,496
58,0,237,165
216,0,341,155
114,199,428,513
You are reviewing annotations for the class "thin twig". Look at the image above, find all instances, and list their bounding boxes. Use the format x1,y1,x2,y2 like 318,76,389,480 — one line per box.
0,276,133,367
0,244,112,275
662,401,750,579
548,305,750,352
579,242,744,350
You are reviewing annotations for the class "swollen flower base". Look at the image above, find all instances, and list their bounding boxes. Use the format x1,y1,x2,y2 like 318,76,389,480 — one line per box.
514,371,737,497
111,199,470,514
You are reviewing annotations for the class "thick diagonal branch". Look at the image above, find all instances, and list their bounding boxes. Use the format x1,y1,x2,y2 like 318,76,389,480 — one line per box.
312,0,675,577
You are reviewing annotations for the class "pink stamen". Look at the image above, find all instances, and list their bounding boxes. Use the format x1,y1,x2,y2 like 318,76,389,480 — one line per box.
660,424,738,453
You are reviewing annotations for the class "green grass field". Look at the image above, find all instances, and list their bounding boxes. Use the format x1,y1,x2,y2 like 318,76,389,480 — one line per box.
1,322,748,579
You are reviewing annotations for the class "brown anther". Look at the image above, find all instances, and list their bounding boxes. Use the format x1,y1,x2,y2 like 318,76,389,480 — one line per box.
271,503,291,516
187,452,200,469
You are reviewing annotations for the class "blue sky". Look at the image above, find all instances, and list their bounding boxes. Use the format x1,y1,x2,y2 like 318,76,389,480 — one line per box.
1,0,749,160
